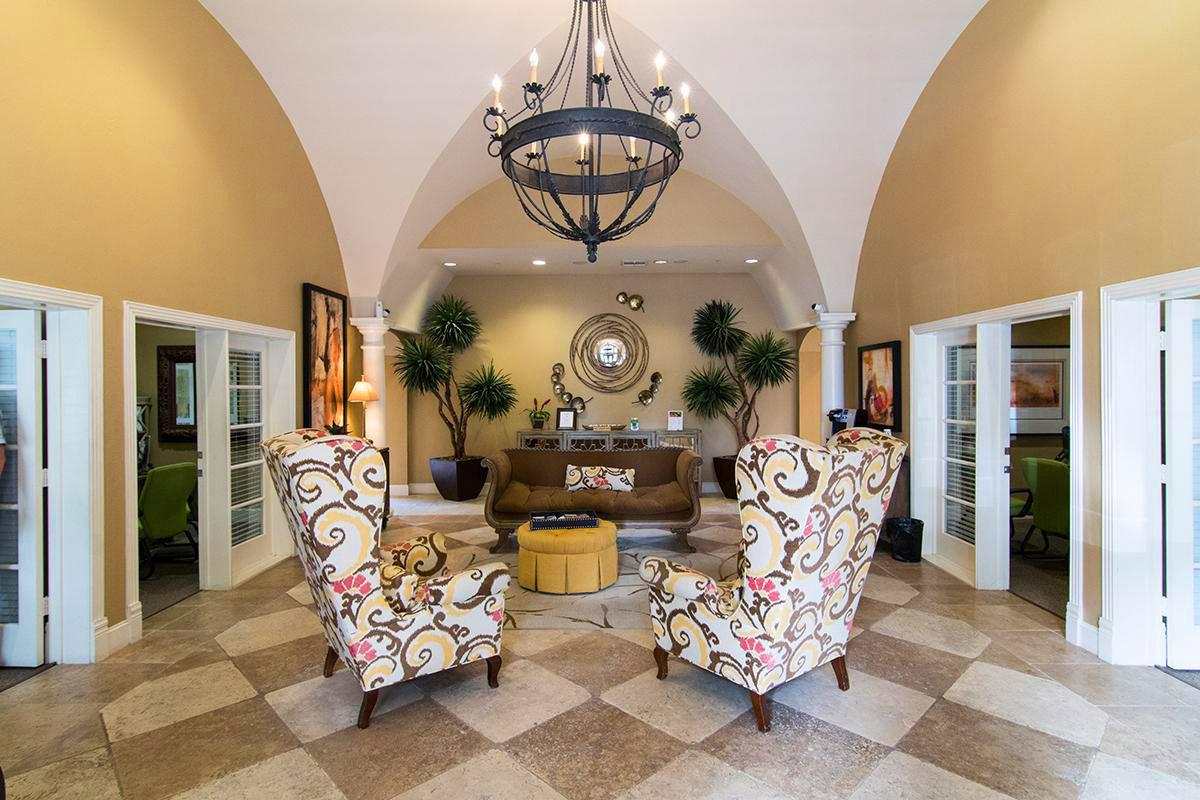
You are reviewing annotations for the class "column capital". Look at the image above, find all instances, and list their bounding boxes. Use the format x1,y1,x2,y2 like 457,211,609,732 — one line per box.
814,311,857,330
349,316,393,344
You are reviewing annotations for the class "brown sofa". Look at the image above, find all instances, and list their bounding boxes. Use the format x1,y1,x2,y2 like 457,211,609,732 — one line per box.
482,447,702,553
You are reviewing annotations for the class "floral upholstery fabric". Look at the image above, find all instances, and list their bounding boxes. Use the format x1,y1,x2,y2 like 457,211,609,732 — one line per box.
639,429,907,694
262,429,510,692
564,464,636,492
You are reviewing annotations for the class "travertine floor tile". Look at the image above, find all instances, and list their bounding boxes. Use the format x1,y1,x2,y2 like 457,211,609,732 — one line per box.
103,630,211,664
604,626,656,650
772,666,935,746
286,581,315,605
601,662,748,745
989,630,1102,664
1038,662,1200,707
500,629,587,657
845,630,973,697
871,607,992,658
214,606,323,657
0,662,163,706
1099,718,1200,785
1082,753,1200,800
623,749,791,800
101,660,257,742
944,661,1108,747
167,748,346,800
389,749,565,800
266,670,422,742
5,746,121,800
0,701,108,775
232,632,335,694
431,658,589,742
862,572,920,605
1102,705,1200,765
938,603,1054,632
532,631,655,694
849,751,1014,799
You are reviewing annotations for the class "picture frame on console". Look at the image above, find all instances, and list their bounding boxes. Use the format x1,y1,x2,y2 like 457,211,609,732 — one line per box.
858,340,901,432
302,282,349,432
556,408,578,430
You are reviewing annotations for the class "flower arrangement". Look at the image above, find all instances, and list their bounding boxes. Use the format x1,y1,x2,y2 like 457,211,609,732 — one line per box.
525,397,552,429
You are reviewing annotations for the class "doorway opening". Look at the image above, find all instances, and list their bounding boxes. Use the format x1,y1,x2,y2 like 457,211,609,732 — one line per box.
134,322,200,618
911,292,1086,649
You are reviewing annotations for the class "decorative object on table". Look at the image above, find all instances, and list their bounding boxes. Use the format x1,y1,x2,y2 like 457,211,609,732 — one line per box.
565,464,636,492
483,447,701,553
136,395,152,472
395,294,518,501
1010,347,1069,434
157,345,197,443
518,518,618,594
615,291,646,313
347,376,379,438
262,429,509,729
858,340,901,432
525,398,552,430
570,313,649,393
583,423,625,431
550,361,592,414
639,430,907,733
667,410,684,432
302,283,349,432
682,299,797,498
556,407,578,430
529,510,600,531
629,417,640,431
482,1,701,263
632,370,663,406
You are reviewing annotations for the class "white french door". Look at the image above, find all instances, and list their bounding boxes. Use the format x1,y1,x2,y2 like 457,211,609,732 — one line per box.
0,310,44,666
936,330,978,582
1164,300,1200,667
228,335,269,582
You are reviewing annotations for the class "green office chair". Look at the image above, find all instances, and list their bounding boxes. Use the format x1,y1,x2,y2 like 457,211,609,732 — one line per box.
1017,457,1069,557
138,462,199,579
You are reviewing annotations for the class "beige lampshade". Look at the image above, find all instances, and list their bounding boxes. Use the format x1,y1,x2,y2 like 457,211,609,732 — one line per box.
348,378,379,403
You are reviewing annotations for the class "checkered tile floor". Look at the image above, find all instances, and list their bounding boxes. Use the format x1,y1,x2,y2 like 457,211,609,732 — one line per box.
3,499,1199,800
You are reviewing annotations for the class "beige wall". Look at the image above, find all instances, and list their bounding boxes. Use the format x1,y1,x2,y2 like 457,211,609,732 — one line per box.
797,327,823,443
405,273,799,484
135,324,198,468
846,1,1200,625
0,1,352,624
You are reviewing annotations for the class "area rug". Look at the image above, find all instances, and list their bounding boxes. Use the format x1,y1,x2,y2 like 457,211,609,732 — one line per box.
383,515,744,630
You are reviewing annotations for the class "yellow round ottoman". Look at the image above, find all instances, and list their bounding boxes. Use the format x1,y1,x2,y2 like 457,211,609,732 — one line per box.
517,519,618,594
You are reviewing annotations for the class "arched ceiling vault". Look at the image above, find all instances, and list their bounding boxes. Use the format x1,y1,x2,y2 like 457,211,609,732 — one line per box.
199,0,984,330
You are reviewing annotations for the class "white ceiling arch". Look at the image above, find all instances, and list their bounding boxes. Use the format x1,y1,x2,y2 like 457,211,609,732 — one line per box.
200,0,984,329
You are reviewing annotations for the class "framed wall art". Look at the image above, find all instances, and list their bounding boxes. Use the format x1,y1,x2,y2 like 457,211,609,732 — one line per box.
157,345,197,443
302,283,348,432
1010,346,1069,434
858,340,901,431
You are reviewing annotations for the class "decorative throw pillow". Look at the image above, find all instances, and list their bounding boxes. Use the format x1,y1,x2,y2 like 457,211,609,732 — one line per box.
565,464,635,492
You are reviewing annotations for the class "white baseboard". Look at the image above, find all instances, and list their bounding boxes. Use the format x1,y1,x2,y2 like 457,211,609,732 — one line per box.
232,551,292,588
1065,602,1099,654
922,552,973,586
390,483,410,497
95,602,143,661
407,482,437,495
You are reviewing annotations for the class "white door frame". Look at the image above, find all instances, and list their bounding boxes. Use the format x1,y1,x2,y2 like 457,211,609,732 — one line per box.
122,303,295,645
910,291,1087,648
1100,266,1200,664
0,278,103,664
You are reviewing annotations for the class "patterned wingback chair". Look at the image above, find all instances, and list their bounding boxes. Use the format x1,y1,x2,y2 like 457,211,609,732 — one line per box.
262,429,510,728
639,429,907,732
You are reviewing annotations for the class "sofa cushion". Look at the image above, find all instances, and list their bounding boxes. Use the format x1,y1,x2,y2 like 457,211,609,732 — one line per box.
565,464,635,492
496,480,691,516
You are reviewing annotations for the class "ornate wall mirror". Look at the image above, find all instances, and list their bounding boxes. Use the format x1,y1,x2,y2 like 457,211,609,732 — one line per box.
570,313,648,393
157,345,197,442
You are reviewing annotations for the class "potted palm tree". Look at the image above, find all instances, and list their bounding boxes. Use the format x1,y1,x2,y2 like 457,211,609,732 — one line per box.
682,300,797,498
395,295,518,501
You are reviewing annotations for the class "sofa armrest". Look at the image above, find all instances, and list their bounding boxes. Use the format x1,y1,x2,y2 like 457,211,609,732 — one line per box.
422,562,511,606
483,452,513,529
639,556,716,600
381,534,449,578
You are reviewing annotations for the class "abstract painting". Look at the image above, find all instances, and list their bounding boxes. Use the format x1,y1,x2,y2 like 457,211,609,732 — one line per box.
858,340,901,431
302,283,348,432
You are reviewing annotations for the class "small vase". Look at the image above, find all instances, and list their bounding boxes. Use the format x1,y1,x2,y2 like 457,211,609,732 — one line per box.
532,418,545,430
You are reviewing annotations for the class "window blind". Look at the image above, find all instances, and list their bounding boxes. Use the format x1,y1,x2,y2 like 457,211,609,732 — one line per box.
229,349,265,547
943,345,977,545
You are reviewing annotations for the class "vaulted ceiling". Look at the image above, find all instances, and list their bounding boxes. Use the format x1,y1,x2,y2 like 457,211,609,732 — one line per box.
199,0,984,330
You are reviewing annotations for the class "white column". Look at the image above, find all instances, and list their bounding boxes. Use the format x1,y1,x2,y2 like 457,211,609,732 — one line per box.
349,317,391,448
815,311,856,437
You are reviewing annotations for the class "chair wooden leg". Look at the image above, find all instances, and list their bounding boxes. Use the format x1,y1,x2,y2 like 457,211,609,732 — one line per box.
357,689,380,729
670,527,696,553
489,528,513,554
653,645,669,680
831,655,850,691
749,690,771,732
486,655,502,688
322,646,338,678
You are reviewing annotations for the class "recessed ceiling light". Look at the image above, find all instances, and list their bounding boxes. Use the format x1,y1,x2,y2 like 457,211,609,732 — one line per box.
744,258,759,264
654,259,668,264
442,261,457,267
532,259,547,266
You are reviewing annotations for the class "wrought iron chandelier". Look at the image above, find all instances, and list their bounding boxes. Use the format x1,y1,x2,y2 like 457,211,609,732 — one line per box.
484,0,701,263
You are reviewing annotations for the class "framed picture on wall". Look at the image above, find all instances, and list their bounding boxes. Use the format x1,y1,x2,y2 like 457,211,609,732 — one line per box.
302,283,349,432
1011,346,1069,434
858,340,901,431
157,345,197,443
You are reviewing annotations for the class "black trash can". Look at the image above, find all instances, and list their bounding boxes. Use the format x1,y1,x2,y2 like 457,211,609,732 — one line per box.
885,517,924,562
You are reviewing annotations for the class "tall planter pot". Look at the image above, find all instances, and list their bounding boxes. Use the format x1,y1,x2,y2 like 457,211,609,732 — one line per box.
430,456,487,501
712,455,738,500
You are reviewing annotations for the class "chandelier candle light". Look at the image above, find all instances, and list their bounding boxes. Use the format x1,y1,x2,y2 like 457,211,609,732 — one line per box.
484,0,701,263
